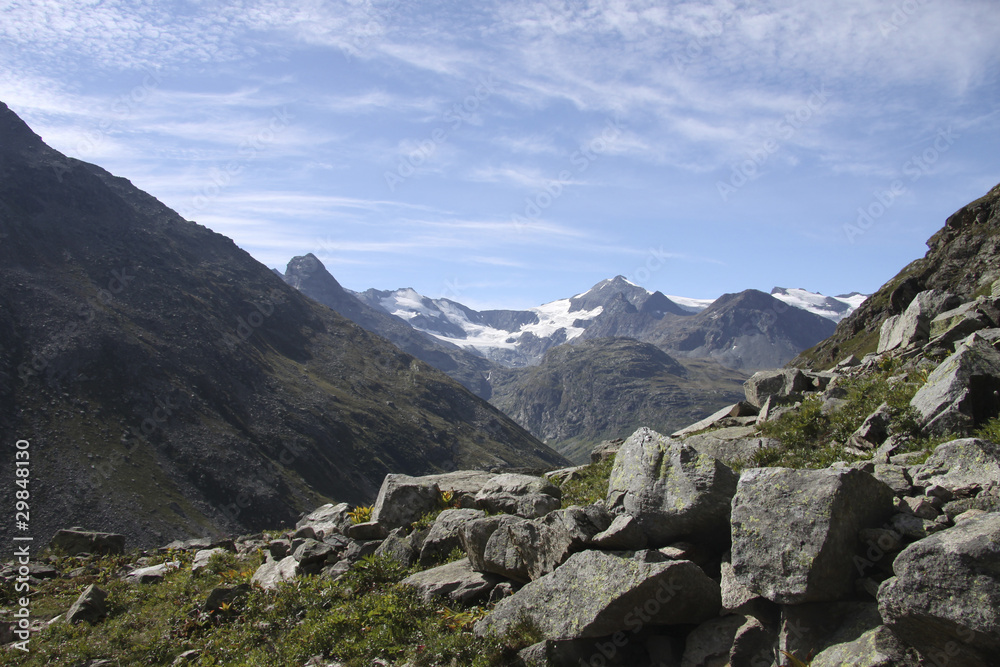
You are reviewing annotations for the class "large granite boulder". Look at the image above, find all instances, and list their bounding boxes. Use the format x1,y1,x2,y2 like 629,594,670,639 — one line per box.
295,503,352,539
911,438,1000,492
507,505,611,580
731,467,896,604
909,333,1000,435
877,289,961,353
879,512,1000,667
419,508,485,565
475,550,720,641
401,558,502,605
474,473,562,519
607,428,738,546
251,555,300,590
50,528,125,556
743,369,815,408
460,514,532,582
66,584,108,624
811,625,918,667
370,474,442,530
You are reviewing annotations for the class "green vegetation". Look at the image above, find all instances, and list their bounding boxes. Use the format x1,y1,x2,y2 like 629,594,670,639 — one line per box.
753,365,929,469
975,416,1000,443
559,457,614,507
1,549,540,667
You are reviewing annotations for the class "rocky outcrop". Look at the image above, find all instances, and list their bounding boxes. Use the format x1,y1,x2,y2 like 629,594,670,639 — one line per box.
878,512,1000,667
731,467,896,603
401,558,503,604
607,428,738,546
909,334,1000,434
50,529,125,556
475,550,721,641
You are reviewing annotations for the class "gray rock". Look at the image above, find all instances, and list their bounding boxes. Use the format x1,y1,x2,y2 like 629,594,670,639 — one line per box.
373,527,423,567
419,509,483,565
341,539,381,564
370,473,442,530
912,438,1000,491
545,465,589,485
731,467,896,604
295,502,352,539
779,602,882,665
346,520,388,541
730,615,778,667
743,369,814,408
607,428,738,547
507,505,612,580
474,473,562,519
475,550,721,641
172,650,203,665
870,463,913,496
877,289,961,353
671,402,758,438
400,557,501,604
591,439,624,463
50,529,125,556
126,561,180,584
250,555,299,590
680,615,746,667
879,512,1000,667
590,514,648,550
460,514,532,582
909,334,1000,435
684,429,778,466
202,583,249,613
191,548,228,575
720,561,760,613
811,625,918,667
293,538,336,573
411,469,498,507
853,402,892,446
65,584,108,624
267,539,291,561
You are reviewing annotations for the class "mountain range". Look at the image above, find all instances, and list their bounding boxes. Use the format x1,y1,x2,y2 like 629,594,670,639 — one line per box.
0,101,567,547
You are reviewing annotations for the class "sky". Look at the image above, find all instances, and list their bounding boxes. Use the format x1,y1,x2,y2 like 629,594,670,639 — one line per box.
2,0,999,310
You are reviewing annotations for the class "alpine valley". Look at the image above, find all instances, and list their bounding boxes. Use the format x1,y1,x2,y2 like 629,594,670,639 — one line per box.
282,255,864,461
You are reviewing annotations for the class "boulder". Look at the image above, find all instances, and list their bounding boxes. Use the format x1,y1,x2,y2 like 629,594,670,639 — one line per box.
877,289,961,353
683,428,777,466
879,512,1000,667
346,521,388,541
671,402,758,438
730,467,896,604
507,505,612,580
590,514,648,550
909,334,1000,435
202,583,250,614
719,561,760,613
680,615,746,667
591,439,624,463
545,465,589,486
251,555,300,590
292,538,336,573
412,470,497,508
400,557,502,604
65,584,108,624
743,369,815,408
911,438,1000,492
191,548,228,575
460,514,532,582
607,428,738,546
50,529,125,556
780,602,882,665
810,625,918,667
475,550,720,641
374,527,424,567
370,474,441,530
852,402,892,446
419,508,485,565
930,297,999,339
126,561,180,584
474,473,562,519
295,502,352,539
870,463,913,496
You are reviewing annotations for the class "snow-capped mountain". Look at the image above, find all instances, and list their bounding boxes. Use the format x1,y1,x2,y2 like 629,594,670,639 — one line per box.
348,276,860,370
770,287,868,322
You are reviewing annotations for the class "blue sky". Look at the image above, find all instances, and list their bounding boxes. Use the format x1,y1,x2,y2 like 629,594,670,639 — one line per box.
2,0,998,309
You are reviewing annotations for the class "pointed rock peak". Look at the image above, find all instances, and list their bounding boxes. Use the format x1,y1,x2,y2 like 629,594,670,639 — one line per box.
283,253,343,292
0,101,44,152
